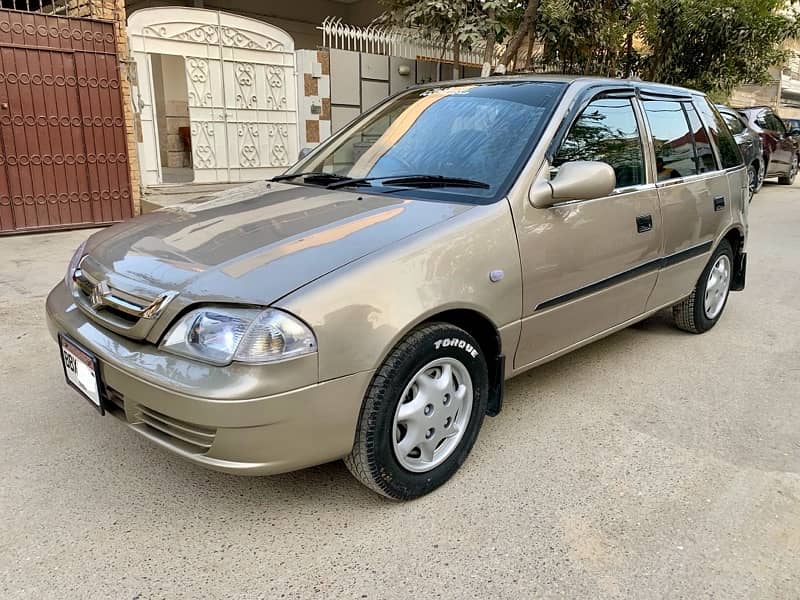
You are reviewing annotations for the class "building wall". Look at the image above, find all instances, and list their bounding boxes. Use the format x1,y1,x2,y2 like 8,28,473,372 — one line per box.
729,39,800,120
296,49,331,148
327,49,418,134
728,81,781,109
124,0,382,49
97,0,142,214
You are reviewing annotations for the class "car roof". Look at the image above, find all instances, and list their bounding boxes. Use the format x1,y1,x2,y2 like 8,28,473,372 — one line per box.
736,106,771,114
409,74,704,97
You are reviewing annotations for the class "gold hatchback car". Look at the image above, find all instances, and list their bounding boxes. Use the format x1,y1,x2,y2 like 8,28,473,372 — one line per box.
47,76,748,499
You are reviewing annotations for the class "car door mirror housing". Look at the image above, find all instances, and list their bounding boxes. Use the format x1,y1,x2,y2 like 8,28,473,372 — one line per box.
298,147,314,160
529,160,616,208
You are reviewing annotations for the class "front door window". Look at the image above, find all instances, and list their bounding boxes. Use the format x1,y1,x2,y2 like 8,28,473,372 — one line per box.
553,97,645,188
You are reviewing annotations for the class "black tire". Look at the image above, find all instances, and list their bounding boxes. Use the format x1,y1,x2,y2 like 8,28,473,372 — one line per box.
344,323,489,500
747,163,757,202
672,240,734,334
753,160,765,194
778,154,798,185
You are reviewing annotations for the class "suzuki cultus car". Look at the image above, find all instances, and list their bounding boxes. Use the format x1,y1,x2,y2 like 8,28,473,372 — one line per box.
48,76,748,499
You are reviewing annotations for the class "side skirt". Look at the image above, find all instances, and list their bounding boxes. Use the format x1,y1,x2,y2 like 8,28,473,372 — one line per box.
507,296,689,380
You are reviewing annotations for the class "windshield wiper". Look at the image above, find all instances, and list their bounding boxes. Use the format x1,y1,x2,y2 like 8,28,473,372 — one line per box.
326,174,490,190
271,172,353,184
380,175,490,189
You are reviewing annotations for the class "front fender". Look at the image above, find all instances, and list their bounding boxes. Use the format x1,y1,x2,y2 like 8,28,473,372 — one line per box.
276,200,523,381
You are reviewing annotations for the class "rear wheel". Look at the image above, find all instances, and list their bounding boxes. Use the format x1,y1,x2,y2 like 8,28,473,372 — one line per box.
672,240,733,334
345,323,488,500
747,164,757,202
779,155,798,185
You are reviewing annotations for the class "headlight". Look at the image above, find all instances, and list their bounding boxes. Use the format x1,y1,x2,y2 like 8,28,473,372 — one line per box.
160,307,317,365
65,240,87,289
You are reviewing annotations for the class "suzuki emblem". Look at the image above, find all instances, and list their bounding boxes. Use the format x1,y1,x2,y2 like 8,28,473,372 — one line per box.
89,280,111,310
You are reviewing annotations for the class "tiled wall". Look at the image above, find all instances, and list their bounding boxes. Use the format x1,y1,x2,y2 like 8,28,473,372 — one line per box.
295,50,332,149
298,48,472,148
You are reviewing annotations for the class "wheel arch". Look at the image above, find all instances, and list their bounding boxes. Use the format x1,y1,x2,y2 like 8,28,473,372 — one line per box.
377,307,506,418
719,226,746,291
420,308,504,415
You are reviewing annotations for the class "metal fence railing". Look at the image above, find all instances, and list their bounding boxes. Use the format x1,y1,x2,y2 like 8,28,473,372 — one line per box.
0,0,109,19
319,16,503,66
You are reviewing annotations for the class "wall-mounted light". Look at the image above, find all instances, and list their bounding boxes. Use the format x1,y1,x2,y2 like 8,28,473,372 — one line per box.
397,65,411,76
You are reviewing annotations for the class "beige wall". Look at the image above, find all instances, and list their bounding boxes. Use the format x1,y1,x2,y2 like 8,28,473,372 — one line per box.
729,39,800,120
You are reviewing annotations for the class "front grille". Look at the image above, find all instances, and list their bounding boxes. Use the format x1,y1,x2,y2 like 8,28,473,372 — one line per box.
137,406,217,453
70,255,179,341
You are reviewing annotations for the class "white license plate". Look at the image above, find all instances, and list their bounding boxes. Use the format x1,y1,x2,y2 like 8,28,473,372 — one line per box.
59,335,102,411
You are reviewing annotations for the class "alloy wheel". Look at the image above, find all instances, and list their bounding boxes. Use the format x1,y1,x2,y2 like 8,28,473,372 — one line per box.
704,254,731,320
392,358,473,473
747,165,756,202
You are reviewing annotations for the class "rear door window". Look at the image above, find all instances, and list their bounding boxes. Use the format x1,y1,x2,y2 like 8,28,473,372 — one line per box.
767,113,787,133
685,104,718,173
553,97,645,188
721,112,745,135
642,100,696,181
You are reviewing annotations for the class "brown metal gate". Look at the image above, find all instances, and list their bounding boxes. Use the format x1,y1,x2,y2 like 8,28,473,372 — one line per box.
0,8,132,233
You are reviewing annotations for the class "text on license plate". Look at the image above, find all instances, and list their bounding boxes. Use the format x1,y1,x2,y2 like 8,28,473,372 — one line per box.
60,337,101,407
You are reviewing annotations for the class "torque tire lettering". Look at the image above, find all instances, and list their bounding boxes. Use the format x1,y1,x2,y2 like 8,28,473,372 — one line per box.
434,337,479,358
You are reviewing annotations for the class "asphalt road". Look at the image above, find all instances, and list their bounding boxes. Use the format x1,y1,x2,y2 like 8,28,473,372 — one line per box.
1,181,799,599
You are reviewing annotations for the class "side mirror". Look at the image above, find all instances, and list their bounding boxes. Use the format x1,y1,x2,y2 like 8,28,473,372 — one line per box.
298,147,313,160
529,160,616,209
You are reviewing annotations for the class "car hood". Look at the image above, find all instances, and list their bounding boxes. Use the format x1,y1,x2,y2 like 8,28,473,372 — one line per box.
83,181,473,306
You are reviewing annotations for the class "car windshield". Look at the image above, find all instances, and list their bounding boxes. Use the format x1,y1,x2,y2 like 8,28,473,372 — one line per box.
285,81,566,202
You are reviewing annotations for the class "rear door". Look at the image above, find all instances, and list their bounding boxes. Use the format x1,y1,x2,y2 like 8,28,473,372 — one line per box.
645,95,743,310
761,110,792,174
514,92,662,367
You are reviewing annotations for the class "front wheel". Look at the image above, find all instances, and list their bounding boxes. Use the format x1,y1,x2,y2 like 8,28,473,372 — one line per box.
672,240,733,334
778,155,798,185
345,323,488,499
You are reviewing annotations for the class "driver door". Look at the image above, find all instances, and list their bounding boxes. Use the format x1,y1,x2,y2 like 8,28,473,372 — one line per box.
514,94,662,368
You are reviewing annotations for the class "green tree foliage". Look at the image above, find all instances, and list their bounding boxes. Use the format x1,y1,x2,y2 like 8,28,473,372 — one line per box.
376,0,522,74
376,0,799,96
638,0,800,96
536,0,638,76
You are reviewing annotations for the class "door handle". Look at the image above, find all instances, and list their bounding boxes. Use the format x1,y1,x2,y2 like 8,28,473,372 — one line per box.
636,214,653,233
713,196,726,211
0,102,8,110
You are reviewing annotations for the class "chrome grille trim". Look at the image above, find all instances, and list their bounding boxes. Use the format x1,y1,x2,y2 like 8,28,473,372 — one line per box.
69,256,179,340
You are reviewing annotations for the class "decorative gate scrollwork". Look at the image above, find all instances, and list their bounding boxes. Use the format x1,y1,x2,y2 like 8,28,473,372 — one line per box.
0,8,133,233
129,9,298,185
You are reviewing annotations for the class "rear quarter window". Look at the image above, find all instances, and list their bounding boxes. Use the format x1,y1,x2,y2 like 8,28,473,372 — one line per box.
642,100,697,181
697,100,743,169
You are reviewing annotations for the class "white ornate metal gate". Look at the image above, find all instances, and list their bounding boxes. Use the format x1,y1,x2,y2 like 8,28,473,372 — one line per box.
128,8,298,185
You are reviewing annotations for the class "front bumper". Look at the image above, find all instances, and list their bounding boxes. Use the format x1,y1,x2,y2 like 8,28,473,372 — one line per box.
46,282,373,475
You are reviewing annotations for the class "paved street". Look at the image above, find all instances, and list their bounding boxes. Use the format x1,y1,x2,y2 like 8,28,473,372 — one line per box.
1,182,799,599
